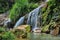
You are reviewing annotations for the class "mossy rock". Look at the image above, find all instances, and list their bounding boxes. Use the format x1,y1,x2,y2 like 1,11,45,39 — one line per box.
14,25,31,32
14,25,30,38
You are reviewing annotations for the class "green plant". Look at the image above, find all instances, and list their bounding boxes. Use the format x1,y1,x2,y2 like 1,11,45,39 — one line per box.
28,3,39,11
0,27,5,33
1,31,15,40
9,0,39,24
25,25,30,32
0,0,14,13
29,0,41,3
42,0,60,32
9,0,29,23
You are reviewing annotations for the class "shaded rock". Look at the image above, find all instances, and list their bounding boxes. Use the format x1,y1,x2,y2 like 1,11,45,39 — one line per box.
3,18,14,29
22,33,27,38
33,28,41,33
50,27,59,36
0,11,9,26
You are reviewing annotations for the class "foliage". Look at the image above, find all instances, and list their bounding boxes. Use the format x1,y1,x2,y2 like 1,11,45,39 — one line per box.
0,27,15,40
42,0,60,32
0,27,5,33
42,24,50,32
0,30,15,40
25,25,30,32
28,3,39,11
9,0,39,23
14,29,24,36
42,6,50,25
0,0,14,13
29,0,42,3
9,0,29,23
42,0,60,25
1,31,15,40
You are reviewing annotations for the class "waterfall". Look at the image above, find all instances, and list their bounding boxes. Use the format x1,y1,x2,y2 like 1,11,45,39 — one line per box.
27,4,45,31
14,16,25,28
45,0,49,2
14,4,45,31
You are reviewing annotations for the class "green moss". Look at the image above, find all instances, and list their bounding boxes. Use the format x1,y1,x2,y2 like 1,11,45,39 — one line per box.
25,25,30,32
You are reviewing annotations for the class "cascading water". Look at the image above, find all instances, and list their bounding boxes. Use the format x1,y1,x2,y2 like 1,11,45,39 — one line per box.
27,4,45,31
13,4,45,31
3,0,49,32
14,16,25,28
45,0,49,2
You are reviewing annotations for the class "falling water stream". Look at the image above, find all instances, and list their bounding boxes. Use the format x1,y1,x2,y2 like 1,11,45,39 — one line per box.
14,4,45,32
4,0,60,40
14,16,25,27
27,4,44,31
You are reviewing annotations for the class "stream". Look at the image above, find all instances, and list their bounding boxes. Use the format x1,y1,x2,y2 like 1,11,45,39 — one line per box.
16,33,60,40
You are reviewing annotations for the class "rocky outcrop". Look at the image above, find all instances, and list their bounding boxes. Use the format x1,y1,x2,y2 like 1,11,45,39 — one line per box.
13,25,30,38
14,25,31,32
0,13,8,26
50,27,59,36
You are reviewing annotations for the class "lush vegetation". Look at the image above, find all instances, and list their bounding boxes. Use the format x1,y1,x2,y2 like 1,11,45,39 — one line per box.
9,0,39,23
0,27,15,40
0,0,14,13
41,0,60,32
0,0,60,40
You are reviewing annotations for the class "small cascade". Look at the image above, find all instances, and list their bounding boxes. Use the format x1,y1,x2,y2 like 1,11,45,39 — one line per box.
27,4,45,31
45,0,49,2
14,16,25,28
14,4,45,31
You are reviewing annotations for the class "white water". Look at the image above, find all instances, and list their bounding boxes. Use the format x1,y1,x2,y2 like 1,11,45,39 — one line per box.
45,0,49,2
27,4,45,31
14,16,25,28
14,0,49,31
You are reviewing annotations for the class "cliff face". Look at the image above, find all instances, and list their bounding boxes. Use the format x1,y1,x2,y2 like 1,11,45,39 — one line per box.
0,11,9,26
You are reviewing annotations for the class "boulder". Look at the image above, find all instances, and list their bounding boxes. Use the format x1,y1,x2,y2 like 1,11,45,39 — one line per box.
13,25,30,38
14,25,31,32
50,27,59,36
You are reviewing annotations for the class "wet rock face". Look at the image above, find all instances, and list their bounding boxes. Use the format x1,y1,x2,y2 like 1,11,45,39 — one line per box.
0,13,8,26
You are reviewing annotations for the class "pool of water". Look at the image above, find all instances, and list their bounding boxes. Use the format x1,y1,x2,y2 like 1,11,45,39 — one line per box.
16,33,60,40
